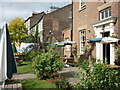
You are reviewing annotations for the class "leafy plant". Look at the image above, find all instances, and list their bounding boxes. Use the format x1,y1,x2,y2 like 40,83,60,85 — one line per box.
22,49,39,62
114,45,120,65
72,44,78,62
75,59,120,89
32,48,64,79
20,36,34,43
34,24,39,43
53,75,71,89
8,17,28,42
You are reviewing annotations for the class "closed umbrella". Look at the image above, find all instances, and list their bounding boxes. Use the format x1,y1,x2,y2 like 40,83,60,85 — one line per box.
0,23,17,89
0,25,7,87
57,41,75,45
101,37,120,43
12,43,17,53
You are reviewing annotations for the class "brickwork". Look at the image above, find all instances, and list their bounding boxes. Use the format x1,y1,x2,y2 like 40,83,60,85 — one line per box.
63,28,72,57
73,0,120,57
118,2,120,38
43,4,72,43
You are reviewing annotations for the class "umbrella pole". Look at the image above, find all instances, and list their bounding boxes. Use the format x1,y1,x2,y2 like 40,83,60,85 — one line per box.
2,81,5,89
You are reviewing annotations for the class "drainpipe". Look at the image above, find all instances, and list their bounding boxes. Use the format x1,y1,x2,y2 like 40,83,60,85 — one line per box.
71,1,73,41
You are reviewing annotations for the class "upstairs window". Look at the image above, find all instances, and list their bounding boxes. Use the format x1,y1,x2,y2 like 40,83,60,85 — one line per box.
79,0,86,10
69,9,72,18
100,8,111,20
81,0,86,7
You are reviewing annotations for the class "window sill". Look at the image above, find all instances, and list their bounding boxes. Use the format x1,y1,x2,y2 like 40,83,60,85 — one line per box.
79,5,86,12
100,16,112,21
80,52,85,55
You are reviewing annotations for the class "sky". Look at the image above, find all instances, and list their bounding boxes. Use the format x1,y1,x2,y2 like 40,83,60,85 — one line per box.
0,0,72,28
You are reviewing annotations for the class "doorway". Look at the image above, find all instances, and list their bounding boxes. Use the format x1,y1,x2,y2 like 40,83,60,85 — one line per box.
103,44,110,64
102,32,110,64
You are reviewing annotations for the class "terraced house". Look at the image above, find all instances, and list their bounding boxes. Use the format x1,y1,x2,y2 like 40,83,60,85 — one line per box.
25,4,72,44
73,0,120,65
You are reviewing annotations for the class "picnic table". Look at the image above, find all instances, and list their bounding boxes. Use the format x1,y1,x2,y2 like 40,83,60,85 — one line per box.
63,57,76,67
15,55,24,63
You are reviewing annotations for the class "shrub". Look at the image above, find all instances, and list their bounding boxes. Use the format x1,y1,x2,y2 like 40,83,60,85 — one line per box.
23,49,39,62
75,59,120,89
53,75,71,89
32,48,64,79
114,46,120,65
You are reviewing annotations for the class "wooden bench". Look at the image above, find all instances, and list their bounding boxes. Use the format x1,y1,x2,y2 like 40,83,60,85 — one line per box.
63,57,76,67
4,83,22,90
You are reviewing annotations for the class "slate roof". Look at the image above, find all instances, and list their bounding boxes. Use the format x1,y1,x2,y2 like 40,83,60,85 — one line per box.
25,12,45,30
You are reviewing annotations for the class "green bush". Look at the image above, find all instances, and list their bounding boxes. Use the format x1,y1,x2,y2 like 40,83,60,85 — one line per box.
114,46,120,65
75,59,120,89
32,48,64,79
53,75,71,89
23,49,39,62
20,36,34,43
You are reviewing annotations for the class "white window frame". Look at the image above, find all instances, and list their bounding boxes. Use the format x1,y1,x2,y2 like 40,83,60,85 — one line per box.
79,0,86,10
80,29,86,54
100,8,111,20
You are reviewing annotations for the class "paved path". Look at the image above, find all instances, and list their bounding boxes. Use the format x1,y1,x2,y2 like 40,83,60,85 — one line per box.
13,72,37,80
59,67,85,85
12,67,84,86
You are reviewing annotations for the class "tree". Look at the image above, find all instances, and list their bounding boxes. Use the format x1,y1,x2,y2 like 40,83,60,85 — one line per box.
8,17,28,42
19,24,39,43
34,24,39,43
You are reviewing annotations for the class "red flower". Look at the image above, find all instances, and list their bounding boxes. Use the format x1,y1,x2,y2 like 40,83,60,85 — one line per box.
52,73,57,76
47,80,53,83
55,78,58,81
61,77,65,80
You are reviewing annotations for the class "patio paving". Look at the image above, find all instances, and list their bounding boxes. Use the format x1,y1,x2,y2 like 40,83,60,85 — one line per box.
12,72,37,80
58,67,85,85
12,67,84,86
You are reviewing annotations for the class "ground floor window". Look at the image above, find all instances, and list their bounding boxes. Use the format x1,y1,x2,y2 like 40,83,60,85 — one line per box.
80,29,86,54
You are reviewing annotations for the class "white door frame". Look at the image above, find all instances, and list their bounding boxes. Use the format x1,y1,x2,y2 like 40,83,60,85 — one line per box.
93,17,117,65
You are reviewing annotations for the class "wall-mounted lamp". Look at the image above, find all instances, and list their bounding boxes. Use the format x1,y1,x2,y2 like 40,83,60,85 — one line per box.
103,0,106,3
88,29,91,33
49,30,53,35
102,25,105,31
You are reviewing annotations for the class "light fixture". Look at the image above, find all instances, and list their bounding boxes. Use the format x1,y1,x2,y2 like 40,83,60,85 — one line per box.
88,29,90,33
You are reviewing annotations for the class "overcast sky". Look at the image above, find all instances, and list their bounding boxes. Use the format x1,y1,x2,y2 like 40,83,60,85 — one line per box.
0,0,71,28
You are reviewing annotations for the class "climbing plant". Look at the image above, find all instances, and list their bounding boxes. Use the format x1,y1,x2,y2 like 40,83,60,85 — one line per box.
114,45,120,65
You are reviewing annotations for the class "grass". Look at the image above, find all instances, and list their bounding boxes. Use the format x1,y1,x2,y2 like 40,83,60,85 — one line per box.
6,78,56,89
17,61,33,73
21,78,56,89
6,61,57,89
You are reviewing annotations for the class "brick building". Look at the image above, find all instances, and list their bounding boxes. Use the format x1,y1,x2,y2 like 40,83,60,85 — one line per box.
25,12,45,37
25,4,72,45
62,28,72,57
73,0,120,65
43,4,72,44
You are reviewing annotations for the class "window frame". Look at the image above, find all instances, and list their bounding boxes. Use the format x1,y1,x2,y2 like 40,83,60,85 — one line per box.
79,0,86,10
100,8,111,20
80,29,86,54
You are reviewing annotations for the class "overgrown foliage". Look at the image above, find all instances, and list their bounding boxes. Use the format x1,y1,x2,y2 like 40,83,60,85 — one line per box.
23,49,39,62
53,75,71,89
34,24,39,43
32,48,64,79
114,45,120,65
20,36,34,43
75,59,120,89
8,17,27,42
